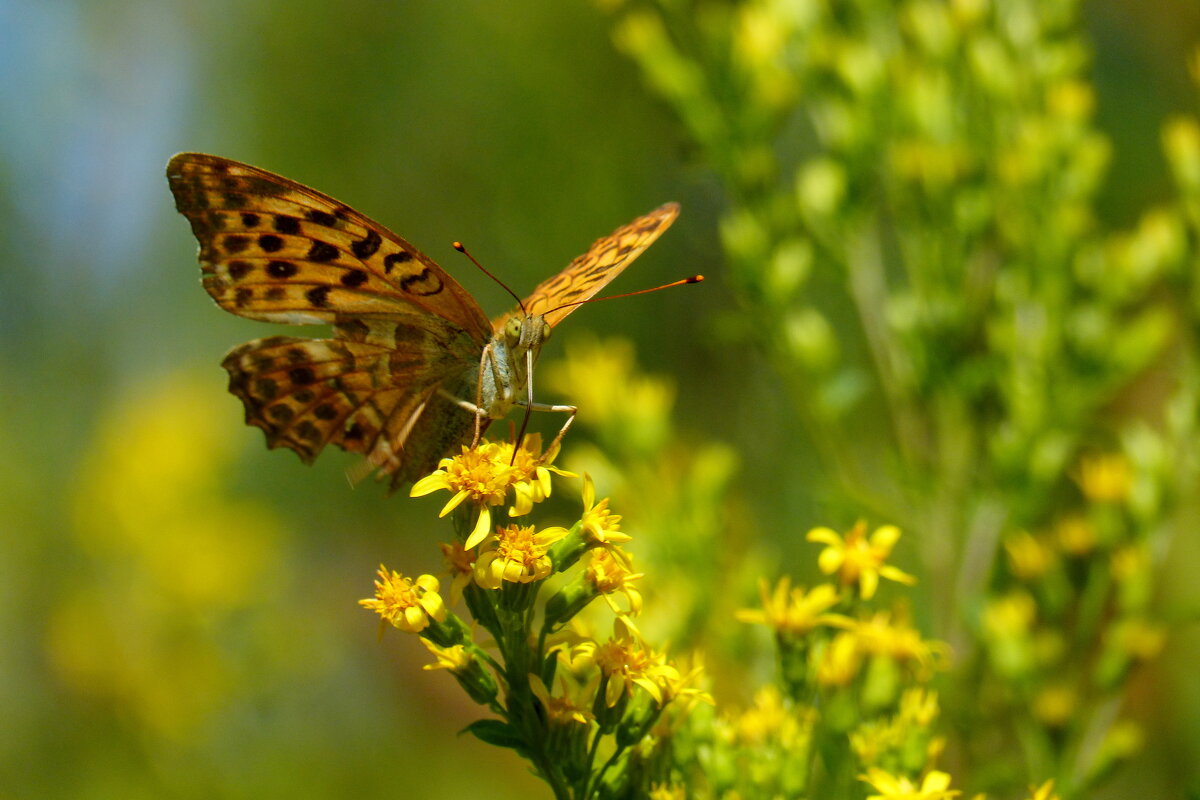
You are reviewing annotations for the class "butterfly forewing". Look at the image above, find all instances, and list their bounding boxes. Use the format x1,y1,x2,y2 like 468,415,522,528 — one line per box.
167,153,491,339
504,201,680,330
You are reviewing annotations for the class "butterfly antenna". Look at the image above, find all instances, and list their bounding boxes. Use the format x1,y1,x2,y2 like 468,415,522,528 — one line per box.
544,275,704,316
454,242,526,314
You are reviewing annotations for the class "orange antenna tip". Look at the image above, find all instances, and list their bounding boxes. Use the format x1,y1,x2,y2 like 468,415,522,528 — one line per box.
452,241,466,251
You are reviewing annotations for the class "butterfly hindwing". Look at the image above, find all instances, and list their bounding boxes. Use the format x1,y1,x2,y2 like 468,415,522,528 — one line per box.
222,334,477,477
167,153,492,340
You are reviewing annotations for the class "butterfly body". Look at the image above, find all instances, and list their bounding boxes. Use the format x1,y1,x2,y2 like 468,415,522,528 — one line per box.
167,153,678,486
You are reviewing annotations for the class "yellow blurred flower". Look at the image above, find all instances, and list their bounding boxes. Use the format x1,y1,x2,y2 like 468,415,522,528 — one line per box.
735,577,848,634
359,567,446,633
817,630,862,687
859,767,960,800
899,687,941,727
58,373,286,740
1111,617,1167,661
543,336,675,432
1032,684,1077,728
1004,531,1056,581
473,524,569,589
1055,514,1096,556
648,784,688,800
1075,452,1132,503
853,611,952,676
735,685,816,750
983,591,1037,639
1028,779,1061,800
807,521,917,599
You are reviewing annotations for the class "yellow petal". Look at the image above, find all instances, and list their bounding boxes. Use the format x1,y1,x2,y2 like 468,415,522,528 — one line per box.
410,472,450,497
464,507,492,550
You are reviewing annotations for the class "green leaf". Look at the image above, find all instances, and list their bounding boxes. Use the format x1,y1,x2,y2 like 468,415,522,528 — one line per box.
462,718,526,752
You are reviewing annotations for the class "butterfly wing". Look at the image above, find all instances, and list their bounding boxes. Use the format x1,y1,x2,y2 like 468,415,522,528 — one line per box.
168,153,490,483
167,153,492,339
495,202,680,331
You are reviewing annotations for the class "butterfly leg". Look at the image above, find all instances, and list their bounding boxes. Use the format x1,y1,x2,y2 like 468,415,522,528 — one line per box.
527,401,577,462
470,344,497,447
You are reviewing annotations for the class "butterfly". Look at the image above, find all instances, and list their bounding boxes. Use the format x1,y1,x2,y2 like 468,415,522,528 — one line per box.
166,153,680,487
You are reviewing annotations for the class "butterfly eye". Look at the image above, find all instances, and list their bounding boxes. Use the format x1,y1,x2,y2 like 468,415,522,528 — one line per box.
505,317,523,343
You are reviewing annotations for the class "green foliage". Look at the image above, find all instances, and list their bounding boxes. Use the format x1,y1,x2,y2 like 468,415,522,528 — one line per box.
603,0,1200,797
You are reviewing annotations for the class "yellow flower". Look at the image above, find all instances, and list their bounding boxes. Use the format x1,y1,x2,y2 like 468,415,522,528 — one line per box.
503,433,575,516
580,473,631,545
438,541,475,607
899,687,940,727
583,617,675,707
853,611,951,677
419,638,472,672
736,577,849,634
587,548,644,616
817,630,862,687
411,440,522,549
1075,452,1132,503
733,685,815,750
359,567,446,633
1111,617,1166,661
473,524,570,589
1032,684,1077,728
807,521,917,599
983,591,1037,639
859,767,960,800
1028,779,1061,800
1055,514,1096,555
655,650,715,714
529,674,594,727
1004,531,1056,581
648,784,688,800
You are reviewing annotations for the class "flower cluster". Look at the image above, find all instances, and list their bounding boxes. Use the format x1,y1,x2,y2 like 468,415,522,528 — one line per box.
362,435,710,798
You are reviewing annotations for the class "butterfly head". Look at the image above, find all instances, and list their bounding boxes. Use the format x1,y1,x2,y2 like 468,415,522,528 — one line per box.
504,313,552,357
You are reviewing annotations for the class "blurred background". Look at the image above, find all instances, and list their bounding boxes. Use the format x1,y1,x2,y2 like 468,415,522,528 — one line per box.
1,0,1197,797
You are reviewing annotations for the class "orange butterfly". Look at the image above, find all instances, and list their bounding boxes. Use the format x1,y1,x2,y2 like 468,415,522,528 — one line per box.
166,153,680,486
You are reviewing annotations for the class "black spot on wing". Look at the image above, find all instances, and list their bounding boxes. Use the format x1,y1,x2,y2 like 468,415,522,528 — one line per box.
273,216,301,234
308,241,339,262
398,266,444,297
340,269,368,288
383,251,412,274
307,209,337,227
351,229,382,259
307,286,331,307
267,260,298,278
258,234,284,253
